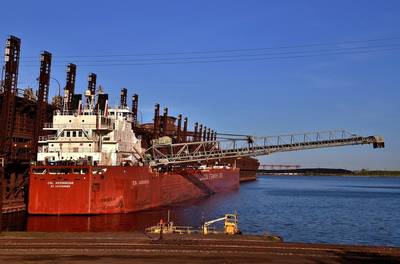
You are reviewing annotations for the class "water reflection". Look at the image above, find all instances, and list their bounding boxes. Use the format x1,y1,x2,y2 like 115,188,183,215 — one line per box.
26,207,193,232
3,191,238,232
2,176,400,247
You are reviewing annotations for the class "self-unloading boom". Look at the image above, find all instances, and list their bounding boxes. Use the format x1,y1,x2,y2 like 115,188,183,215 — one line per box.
144,130,384,166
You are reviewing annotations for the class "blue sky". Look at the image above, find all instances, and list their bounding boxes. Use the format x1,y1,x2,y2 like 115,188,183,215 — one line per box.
1,0,399,169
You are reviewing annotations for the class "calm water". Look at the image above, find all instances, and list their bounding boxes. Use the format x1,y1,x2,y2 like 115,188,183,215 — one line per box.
3,175,400,246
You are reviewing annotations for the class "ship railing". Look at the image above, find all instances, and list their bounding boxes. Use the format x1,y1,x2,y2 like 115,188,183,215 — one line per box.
43,123,112,130
144,129,384,166
38,135,57,141
39,147,95,153
53,110,105,116
31,167,90,175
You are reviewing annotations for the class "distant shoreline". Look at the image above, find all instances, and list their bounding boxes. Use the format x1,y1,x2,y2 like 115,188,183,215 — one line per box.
260,174,400,177
257,168,400,177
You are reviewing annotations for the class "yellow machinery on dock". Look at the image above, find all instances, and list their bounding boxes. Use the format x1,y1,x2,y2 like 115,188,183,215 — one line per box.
202,213,240,235
145,211,241,235
145,211,196,234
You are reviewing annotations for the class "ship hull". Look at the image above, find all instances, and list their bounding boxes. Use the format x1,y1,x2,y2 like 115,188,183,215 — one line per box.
223,157,260,182
28,165,239,215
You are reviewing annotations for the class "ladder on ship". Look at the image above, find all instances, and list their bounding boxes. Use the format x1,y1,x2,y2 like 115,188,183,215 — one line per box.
144,130,384,167
176,170,215,195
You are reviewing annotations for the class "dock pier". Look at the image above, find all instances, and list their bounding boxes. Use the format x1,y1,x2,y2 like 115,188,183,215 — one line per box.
0,232,398,263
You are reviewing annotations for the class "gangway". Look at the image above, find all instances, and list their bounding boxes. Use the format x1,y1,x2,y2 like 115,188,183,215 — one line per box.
144,130,384,167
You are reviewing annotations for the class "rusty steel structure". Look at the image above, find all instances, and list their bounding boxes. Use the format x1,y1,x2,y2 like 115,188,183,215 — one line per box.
0,36,56,216
153,103,160,139
63,63,76,111
162,107,168,136
0,36,20,158
131,94,138,128
32,51,52,159
176,114,182,142
0,36,23,217
120,88,127,108
194,122,199,141
183,117,188,143
86,73,97,108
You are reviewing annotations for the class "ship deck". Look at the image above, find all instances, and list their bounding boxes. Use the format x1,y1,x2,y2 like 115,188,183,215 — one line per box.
0,232,398,263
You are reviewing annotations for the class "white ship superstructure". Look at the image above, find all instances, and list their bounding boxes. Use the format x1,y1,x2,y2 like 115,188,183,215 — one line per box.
38,106,142,165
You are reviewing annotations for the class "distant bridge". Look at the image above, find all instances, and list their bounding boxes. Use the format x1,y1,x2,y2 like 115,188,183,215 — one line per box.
259,164,301,170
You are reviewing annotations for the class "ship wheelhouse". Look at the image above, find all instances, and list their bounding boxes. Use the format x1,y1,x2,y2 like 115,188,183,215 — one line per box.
38,106,143,166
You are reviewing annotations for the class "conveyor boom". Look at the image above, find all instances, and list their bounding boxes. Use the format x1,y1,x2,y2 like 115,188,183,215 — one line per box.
144,130,384,167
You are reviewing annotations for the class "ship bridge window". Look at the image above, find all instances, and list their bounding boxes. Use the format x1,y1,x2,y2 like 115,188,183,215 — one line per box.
72,131,77,137
66,131,70,137
78,131,82,137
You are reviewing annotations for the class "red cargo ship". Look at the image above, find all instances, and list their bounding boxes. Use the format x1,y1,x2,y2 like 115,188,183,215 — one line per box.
29,166,238,214
28,88,239,215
